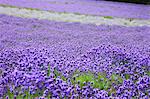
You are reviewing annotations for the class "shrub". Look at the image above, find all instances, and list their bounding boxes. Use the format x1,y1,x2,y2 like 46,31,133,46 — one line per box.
105,0,150,4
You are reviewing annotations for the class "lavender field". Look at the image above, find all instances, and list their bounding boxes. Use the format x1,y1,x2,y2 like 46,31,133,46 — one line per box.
0,0,150,99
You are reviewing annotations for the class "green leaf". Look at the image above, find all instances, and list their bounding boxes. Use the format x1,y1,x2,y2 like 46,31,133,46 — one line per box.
147,71,150,76
7,90,14,99
104,16,113,19
54,69,60,78
47,65,50,76
125,74,130,80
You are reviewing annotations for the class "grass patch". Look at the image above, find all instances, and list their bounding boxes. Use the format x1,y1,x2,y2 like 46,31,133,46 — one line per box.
104,16,113,19
147,71,150,76
47,65,51,76
71,71,123,91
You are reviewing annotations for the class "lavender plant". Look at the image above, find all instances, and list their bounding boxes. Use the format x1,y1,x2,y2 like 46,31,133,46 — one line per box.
0,44,149,98
0,14,150,98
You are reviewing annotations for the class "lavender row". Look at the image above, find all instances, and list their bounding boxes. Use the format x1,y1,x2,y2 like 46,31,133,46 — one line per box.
0,0,149,19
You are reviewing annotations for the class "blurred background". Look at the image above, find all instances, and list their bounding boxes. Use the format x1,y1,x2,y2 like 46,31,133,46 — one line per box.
105,0,150,4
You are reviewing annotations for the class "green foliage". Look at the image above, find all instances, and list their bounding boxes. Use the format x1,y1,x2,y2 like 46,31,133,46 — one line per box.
72,71,123,90
147,71,150,76
111,73,123,83
5,67,125,98
125,74,130,80
75,72,95,88
47,65,51,76
54,69,60,78
106,0,150,4
7,90,14,99
104,16,113,19
6,89,40,99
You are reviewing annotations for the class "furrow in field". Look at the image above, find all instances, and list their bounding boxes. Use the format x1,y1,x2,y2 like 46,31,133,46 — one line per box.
0,6,149,27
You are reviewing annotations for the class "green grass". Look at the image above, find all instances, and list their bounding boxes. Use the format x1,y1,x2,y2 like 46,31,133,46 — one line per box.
71,71,123,91
125,74,130,80
7,90,14,99
104,16,113,19
147,71,150,76
47,65,51,76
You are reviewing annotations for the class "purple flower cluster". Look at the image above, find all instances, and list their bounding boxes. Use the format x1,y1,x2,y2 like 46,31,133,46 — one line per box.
0,45,149,98
0,0,149,19
0,14,150,51
71,45,150,98
0,48,109,98
0,15,150,98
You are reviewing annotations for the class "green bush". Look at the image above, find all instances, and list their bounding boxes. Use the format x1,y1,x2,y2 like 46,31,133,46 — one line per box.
106,0,150,4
